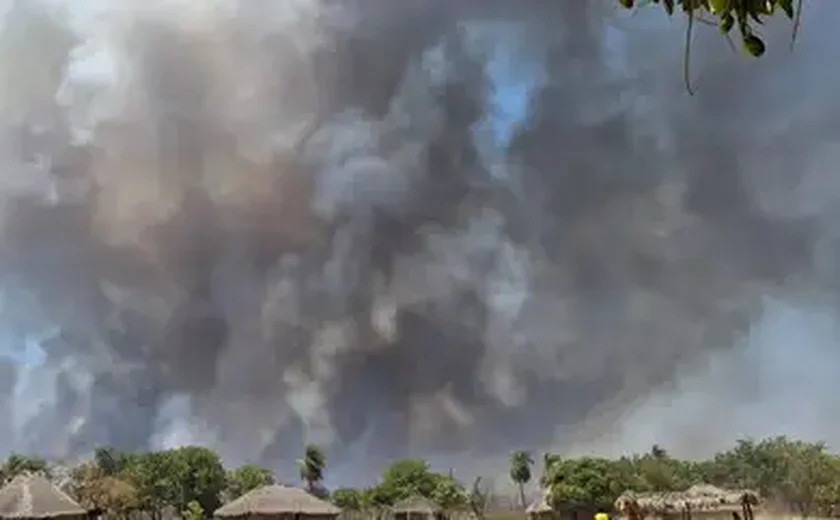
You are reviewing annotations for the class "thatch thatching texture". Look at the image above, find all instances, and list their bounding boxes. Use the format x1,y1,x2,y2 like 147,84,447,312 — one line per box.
526,490,552,515
0,473,88,520
213,485,340,519
615,484,760,517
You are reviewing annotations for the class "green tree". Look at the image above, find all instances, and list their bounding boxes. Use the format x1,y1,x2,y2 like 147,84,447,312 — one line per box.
172,446,227,515
430,475,467,510
331,488,364,510
509,451,534,510
182,500,204,520
367,459,440,506
122,450,185,520
93,447,122,477
1,454,49,481
545,457,636,512
298,444,327,494
225,463,275,500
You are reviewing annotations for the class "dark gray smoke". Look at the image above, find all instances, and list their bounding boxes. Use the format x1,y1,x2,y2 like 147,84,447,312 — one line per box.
1,0,839,483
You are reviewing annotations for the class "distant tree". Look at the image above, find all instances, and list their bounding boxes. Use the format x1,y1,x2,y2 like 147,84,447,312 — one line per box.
172,446,227,515
430,476,468,510
94,447,121,476
509,451,534,511
225,464,275,500
298,444,327,494
367,459,441,506
545,456,633,512
331,488,364,510
122,450,185,520
1,454,49,482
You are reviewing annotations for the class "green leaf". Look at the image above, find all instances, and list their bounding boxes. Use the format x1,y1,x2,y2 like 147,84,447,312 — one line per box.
720,13,735,33
743,34,766,56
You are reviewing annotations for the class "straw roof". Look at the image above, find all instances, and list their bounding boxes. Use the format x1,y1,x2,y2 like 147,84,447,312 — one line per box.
526,490,552,514
391,497,441,515
214,485,340,518
0,473,88,519
615,484,760,515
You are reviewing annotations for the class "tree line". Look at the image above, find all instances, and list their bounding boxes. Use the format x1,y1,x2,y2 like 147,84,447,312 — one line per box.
3,436,840,519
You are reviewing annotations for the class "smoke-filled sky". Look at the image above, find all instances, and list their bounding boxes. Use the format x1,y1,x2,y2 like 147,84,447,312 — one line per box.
1,0,840,486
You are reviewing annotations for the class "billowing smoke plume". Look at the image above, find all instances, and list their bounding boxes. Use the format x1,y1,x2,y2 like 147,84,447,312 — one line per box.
1,0,840,482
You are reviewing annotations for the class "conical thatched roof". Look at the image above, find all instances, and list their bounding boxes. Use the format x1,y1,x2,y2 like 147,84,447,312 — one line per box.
214,485,340,518
615,484,760,515
391,496,440,515
526,490,552,514
0,473,88,519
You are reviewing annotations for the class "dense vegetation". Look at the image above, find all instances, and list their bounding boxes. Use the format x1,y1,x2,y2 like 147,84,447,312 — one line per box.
4,437,840,519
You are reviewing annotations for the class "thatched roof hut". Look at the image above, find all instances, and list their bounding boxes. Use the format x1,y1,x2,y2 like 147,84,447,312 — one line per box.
526,490,553,517
526,489,600,520
390,497,442,520
214,485,340,520
0,473,89,520
615,484,760,520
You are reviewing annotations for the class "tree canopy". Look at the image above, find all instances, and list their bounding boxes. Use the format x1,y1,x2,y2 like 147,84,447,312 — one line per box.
4,436,840,519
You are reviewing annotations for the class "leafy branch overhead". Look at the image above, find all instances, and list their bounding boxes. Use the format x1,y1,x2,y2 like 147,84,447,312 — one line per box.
619,0,803,94
621,0,801,56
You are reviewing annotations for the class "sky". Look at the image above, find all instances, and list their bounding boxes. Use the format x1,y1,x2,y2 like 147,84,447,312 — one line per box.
0,3,544,364
0,1,631,476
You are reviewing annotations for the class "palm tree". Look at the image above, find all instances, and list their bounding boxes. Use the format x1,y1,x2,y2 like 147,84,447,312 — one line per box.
509,450,534,511
297,444,326,494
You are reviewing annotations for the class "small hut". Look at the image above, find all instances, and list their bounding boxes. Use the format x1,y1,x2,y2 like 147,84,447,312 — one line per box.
614,484,760,520
527,489,599,520
390,497,443,520
214,485,340,520
0,472,90,520
526,491,553,520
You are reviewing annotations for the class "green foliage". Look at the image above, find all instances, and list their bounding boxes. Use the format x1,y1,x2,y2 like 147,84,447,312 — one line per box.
331,488,364,510
364,458,468,509
107,446,225,519
171,446,227,514
539,436,840,516
1,453,49,481
298,444,327,493
431,476,469,510
620,0,801,56
509,451,534,510
181,501,204,520
619,0,804,94
509,451,534,485
225,463,275,500
11,435,840,519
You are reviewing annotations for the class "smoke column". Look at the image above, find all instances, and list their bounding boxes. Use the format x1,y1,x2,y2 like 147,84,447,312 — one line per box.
0,0,839,482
